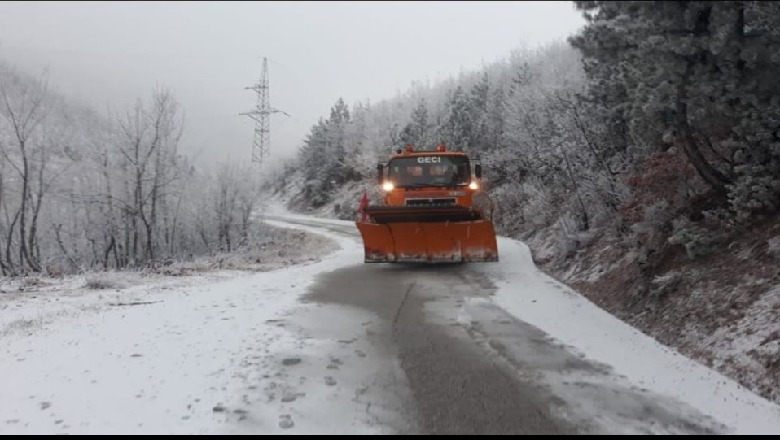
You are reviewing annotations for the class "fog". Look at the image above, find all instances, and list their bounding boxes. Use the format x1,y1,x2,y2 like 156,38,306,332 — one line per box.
0,1,584,168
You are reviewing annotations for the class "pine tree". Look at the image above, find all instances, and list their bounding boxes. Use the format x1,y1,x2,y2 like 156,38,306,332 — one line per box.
571,1,780,216
443,86,473,150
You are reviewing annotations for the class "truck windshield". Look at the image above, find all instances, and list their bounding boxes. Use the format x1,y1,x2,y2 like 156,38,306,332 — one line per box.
388,156,471,188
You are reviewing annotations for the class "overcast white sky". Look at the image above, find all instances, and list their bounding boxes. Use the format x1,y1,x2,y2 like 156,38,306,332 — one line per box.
0,1,584,168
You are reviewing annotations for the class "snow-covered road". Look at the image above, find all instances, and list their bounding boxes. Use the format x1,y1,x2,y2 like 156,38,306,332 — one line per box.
2,209,780,434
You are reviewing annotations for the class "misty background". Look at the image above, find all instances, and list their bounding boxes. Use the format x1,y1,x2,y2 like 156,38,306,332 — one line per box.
2,0,780,414
0,1,584,168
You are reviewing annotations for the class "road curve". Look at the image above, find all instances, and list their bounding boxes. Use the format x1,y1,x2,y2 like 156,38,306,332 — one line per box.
265,214,724,435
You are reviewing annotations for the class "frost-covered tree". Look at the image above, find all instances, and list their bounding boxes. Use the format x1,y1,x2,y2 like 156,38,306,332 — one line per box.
283,43,599,239
0,66,50,273
571,1,780,218
441,86,473,150
400,97,433,149
0,61,266,275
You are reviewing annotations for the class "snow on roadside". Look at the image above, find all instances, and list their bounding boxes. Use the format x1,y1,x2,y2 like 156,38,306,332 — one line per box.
6,203,780,434
262,200,358,228
0,223,374,435
705,285,780,403
0,226,337,340
476,237,780,435
263,205,780,435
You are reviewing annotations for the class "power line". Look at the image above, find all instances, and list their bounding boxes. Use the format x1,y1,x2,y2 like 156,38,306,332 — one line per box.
240,57,289,164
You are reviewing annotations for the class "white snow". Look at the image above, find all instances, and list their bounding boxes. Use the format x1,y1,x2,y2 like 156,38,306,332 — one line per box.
262,202,356,227
265,208,780,434
0,222,379,435
2,208,780,434
704,285,780,404
476,237,780,435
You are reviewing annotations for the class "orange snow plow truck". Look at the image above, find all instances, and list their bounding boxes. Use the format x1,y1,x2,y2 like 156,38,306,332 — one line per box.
356,144,498,263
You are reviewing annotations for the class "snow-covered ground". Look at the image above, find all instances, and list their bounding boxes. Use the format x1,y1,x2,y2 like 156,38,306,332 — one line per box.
2,206,780,434
0,223,373,435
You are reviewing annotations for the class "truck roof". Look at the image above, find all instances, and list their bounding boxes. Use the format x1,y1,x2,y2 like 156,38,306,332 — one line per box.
389,150,469,160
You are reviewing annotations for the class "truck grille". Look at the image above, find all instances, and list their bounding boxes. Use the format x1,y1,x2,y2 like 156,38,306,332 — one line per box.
405,198,457,207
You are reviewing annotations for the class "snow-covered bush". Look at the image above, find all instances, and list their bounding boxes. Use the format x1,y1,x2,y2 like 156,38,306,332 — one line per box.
668,217,723,260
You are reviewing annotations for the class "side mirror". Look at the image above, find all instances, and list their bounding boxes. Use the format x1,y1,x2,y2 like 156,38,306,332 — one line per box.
377,163,384,185
474,163,482,179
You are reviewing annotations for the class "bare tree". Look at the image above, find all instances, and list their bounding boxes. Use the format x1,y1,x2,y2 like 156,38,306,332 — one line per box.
215,162,239,252
112,88,185,267
0,67,50,273
235,165,262,247
0,133,7,275
0,66,262,276
147,88,184,262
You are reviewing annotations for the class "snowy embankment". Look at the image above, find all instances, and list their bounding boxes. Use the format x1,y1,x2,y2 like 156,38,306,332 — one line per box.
477,238,780,435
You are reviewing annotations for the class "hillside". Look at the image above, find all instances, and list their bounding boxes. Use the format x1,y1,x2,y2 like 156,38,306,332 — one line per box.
270,1,780,405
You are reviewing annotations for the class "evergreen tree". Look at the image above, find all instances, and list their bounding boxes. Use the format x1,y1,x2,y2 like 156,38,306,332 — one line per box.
571,1,780,215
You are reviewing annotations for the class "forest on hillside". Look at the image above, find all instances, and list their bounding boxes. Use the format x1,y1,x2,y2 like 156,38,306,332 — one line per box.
278,0,780,270
273,1,780,403
0,65,262,276
3,1,780,281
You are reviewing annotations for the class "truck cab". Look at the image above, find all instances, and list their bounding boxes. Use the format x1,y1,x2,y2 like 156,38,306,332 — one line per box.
377,144,483,209
357,143,497,264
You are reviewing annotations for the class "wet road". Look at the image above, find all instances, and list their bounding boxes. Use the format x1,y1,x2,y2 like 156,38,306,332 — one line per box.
266,215,724,435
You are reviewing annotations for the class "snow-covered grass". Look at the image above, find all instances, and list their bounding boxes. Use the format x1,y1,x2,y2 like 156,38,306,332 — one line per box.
704,285,780,403
163,225,338,274
526,217,780,409
0,225,337,338
84,276,129,291
767,236,780,260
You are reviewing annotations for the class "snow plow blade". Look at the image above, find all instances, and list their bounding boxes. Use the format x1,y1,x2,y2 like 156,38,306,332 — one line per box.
356,207,498,263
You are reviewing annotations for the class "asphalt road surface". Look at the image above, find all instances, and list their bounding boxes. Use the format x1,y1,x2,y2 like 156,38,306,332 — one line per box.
267,215,724,435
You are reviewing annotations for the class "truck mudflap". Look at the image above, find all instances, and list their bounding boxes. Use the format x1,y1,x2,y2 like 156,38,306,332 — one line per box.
356,219,499,263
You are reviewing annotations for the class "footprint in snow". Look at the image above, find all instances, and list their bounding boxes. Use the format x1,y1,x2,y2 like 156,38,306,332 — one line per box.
279,414,295,429
282,358,301,367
